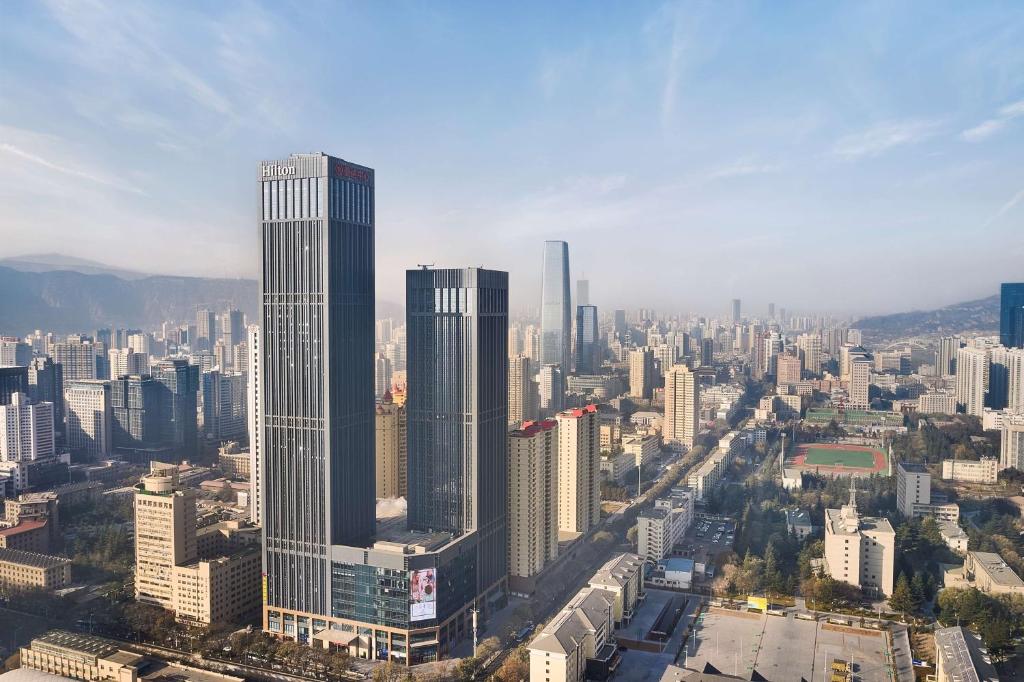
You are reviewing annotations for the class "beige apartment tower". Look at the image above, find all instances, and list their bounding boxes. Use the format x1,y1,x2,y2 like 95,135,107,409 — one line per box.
375,395,407,499
557,405,600,535
824,483,895,596
133,463,198,609
663,364,699,450
508,353,538,427
507,420,558,582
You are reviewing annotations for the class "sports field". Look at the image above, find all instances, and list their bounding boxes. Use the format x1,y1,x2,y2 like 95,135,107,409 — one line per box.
788,442,887,476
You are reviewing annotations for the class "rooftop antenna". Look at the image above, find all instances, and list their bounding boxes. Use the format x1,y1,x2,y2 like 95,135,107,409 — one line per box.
417,263,434,270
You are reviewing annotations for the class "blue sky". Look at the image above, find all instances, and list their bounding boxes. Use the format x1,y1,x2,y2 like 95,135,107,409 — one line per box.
1,1,1023,316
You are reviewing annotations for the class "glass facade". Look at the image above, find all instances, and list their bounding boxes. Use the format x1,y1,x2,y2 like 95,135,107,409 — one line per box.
575,304,599,374
540,240,571,372
1001,283,1024,349
331,563,410,629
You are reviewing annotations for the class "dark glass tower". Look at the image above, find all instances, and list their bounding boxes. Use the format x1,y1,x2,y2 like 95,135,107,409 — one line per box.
0,366,29,406
152,359,199,454
259,153,375,622
540,241,571,372
574,304,599,374
406,267,508,593
1001,283,1024,349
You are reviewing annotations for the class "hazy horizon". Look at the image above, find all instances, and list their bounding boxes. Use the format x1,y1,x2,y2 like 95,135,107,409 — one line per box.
2,2,1022,317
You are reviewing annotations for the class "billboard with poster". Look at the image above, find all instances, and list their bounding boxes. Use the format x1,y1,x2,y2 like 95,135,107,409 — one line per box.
409,568,437,621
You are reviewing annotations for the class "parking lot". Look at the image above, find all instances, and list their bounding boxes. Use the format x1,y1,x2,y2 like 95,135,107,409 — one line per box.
669,518,737,578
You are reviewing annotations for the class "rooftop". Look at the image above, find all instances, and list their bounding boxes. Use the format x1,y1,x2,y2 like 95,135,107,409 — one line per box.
529,586,614,655
898,461,929,473
590,553,644,589
373,512,455,553
30,630,119,660
0,519,48,537
785,508,813,527
971,551,1024,588
512,419,557,437
0,547,70,569
934,626,1000,682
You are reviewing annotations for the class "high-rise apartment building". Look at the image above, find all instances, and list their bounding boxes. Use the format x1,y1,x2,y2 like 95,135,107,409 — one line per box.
1001,416,1024,471
539,364,565,413
1006,347,1024,415
64,380,111,458
663,365,699,450
221,309,245,352
775,353,802,387
956,346,989,416
407,266,508,594
108,348,149,379
196,309,217,351
540,241,571,373
556,405,600,535
1000,282,1024,349
508,354,538,426
0,393,54,462
574,305,600,375
0,337,31,367
134,463,198,610
52,336,99,381
375,395,407,499
796,333,822,375
823,484,895,596
628,347,654,400
259,153,376,629
507,420,558,586
937,336,963,377
374,352,392,398
201,370,247,441
848,356,872,409
523,324,541,365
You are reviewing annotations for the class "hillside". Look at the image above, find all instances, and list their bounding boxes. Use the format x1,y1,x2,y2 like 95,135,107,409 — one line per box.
854,294,999,343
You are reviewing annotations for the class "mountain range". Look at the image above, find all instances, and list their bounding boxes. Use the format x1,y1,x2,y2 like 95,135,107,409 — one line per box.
853,294,999,344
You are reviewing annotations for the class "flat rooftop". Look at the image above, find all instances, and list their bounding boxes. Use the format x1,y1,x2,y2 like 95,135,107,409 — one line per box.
30,630,119,659
934,626,1000,682
972,551,1024,587
373,512,455,552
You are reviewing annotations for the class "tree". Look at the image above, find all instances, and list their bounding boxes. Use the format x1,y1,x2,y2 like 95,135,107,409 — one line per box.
889,574,914,615
494,648,530,682
910,573,926,611
979,618,1014,660
373,661,413,682
626,526,638,545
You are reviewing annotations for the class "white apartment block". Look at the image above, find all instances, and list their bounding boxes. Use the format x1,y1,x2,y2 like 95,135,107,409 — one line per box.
955,346,988,417
637,488,694,561
64,380,112,458
0,393,54,462
528,587,616,682
556,405,600,535
940,457,998,484
823,486,895,596
848,357,872,409
917,392,957,416
896,461,960,521
663,364,698,450
622,433,659,468
1001,416,1024,472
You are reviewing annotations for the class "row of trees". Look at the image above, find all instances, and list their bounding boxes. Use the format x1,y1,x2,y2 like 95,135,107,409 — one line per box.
936,588,1024,660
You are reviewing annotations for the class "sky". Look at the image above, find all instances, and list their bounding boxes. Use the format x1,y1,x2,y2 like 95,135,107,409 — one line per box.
1,1,1023,317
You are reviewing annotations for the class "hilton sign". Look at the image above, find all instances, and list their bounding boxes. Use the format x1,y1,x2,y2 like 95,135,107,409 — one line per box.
261,164,296,177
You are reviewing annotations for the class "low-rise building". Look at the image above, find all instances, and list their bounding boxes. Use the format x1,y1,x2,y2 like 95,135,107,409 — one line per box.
20,630,144,682
917,392,957,416
588,553,645,627
940,456,998,484
686,446,732,500
0,547,71,592
649,557,694,590
785,508,816,540
172,548,262,626
944,551,1024,596
527,587,618,682
937,520,968,556
933,626,1000,682
0,519,51,553
622,433,659,468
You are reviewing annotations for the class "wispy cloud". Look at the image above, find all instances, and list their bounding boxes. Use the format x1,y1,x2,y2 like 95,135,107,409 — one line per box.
0,141,145,194
833,120,942,159
982,187,1024,228
961,99,1024,142
706,158,784,181
538,47,590,99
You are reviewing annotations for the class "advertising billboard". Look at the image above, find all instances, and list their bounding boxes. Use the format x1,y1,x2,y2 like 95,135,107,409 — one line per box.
410,568,437,621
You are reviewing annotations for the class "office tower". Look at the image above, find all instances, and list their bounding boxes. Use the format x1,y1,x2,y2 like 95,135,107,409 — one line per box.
406,266,509,602
0,366,29,406
796,333,822,375
134,464,198,610
731,298,741,324
937,336,963,377
0,337,31,367
577,279,589,307
201,370,247,441
375,318,394,346
956,347,989,417
663,365,698,450
574,305,600,374
1001,416,1024,471
196,309,217,351
152,359,200,455
763,332,783,377
375,393,407,499
613,310,626,336
108,348,150,379
556,405,599,534
699,338,714,367
222,309,245,350
768,302,775,319
232,341,248,375
509,354,538,426
628,348,654,400
64,380,112,457
1000,283,1024,349
823,484,895,596
110,375,163,451
508,325,523,358
849,357,872,409
126,332,152,356
1006,348,1024,414
27,357,63,435
52,336,99,381
651,344,675,380
839,344,869,382
507,419,558,583
374,352,393,398
776,353,802,387
538,364,565,413
245,325,262,526
540,240,571,372
260,153,376,627
988,346,1011,410
523,324,541,364
0,393,54,462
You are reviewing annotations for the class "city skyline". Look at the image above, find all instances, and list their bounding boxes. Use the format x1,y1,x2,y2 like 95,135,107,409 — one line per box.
2,2,1024,315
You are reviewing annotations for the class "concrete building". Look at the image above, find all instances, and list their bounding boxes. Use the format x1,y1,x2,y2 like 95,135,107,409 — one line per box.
557,405,600,535
785,508,815,540
945,551,1024,596
637,489,694,561
64,380,112,458
20,631,144,682
622,433,659,469
133,463,198,611
172,548,262,626
508,354,538,426
108,349,149,380
200,371,247,442
52,336,99,381
823,483,895,597
941,457,998,484
507,420,558,587
956,346,989,417
848,356,872,409
775,353,801,387
918,392,957,415
1000,416,1024,471
527,587,617,682
374,394,407,499
796,333,822,375
587,553,645,627
663,364,698,450
0,547,71,592
933,626,1000,682
686,445,732,501
0,393,54,462
628,348,654,400
896,461,960,521
539,363,565,414
937,520,969,556
245,324,261,526
217,442,251,479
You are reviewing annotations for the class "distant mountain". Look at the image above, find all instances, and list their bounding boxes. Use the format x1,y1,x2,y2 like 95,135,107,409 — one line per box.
0,253,153,280
854,294,999,343
0,262,404,335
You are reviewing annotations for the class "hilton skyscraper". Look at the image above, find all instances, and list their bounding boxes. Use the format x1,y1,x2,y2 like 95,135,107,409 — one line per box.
259,153,375,634
540,241,571,373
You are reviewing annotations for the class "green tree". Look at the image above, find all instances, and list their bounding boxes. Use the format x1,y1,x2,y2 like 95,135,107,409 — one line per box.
888,574,915,615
